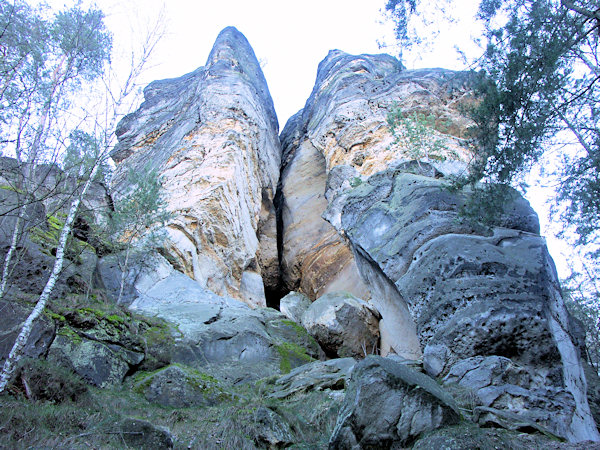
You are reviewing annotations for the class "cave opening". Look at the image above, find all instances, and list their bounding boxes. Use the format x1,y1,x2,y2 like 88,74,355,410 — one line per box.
264,284,290,310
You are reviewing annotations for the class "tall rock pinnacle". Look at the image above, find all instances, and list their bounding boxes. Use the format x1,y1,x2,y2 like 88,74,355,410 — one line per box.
111,27,281,307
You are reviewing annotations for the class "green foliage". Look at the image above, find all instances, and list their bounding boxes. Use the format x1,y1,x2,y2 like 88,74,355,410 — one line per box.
0,0,112,157
387,105,452,162
385,0,600,257
109,164,171,249
62,130,110,182
102,164,171,303
563,270,600,374
454,182,514,229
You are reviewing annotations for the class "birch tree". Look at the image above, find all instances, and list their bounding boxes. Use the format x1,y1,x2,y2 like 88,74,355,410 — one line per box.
0,1,111,301
0,1,163,392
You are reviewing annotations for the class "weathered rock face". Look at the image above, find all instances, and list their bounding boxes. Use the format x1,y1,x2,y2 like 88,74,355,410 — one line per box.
4,27,595,447
330,164,598,440
278,48,598,442
111,27,281,307
278,51,474,302
329,356,461,448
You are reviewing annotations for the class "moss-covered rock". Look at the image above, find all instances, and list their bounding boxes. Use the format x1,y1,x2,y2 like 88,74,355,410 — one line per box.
275,342,315,374
12,358,88,403
133,364,227,408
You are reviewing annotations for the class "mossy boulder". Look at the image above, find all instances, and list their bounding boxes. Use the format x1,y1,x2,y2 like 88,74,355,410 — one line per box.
47,307,145,387
133,364,227,408
48,332,143,388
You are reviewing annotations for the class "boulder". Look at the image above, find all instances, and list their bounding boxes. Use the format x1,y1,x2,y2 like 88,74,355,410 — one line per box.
134,364,225,408
279,291,311,324
110,27,281,306
329,356,460,448
118,418,174,449
47,308,145,387
301,292,379,358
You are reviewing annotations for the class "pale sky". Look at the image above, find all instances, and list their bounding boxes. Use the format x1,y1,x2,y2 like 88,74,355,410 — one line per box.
41,0,570,277
81,0,483,126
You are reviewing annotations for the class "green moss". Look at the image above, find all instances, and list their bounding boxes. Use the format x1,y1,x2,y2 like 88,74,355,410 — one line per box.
57,325,82,344
279,319,308,335
30,212,94,261
78,307,104,318
0,184,25,194
276,342,315,374
45,311,66,322
106,314,125,325
350,176,362,188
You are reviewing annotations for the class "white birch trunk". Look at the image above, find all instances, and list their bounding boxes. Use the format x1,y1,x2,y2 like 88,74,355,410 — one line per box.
0,207,25,301
0,161,102,392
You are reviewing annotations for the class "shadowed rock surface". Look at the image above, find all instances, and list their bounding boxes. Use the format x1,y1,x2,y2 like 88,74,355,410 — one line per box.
329,356,461,448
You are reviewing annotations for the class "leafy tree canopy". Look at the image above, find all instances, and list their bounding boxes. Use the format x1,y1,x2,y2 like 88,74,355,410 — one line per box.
386,0,600,251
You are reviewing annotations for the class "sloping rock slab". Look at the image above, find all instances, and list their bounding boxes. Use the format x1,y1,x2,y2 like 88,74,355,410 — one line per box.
114,257,322,383
268,358,356,399
329,355,460,449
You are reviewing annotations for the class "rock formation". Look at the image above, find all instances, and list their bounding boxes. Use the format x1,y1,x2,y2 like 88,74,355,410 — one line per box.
107,29,599,443
111,27,280,307
2,26,599,448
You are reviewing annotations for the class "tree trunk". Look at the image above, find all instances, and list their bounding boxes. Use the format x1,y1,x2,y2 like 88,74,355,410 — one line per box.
0,207,25,301
0,161,102,393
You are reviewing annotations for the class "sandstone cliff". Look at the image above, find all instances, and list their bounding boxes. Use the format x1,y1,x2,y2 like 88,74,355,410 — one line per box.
111,27,280,307
2,26,599,448
277,49,598,442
